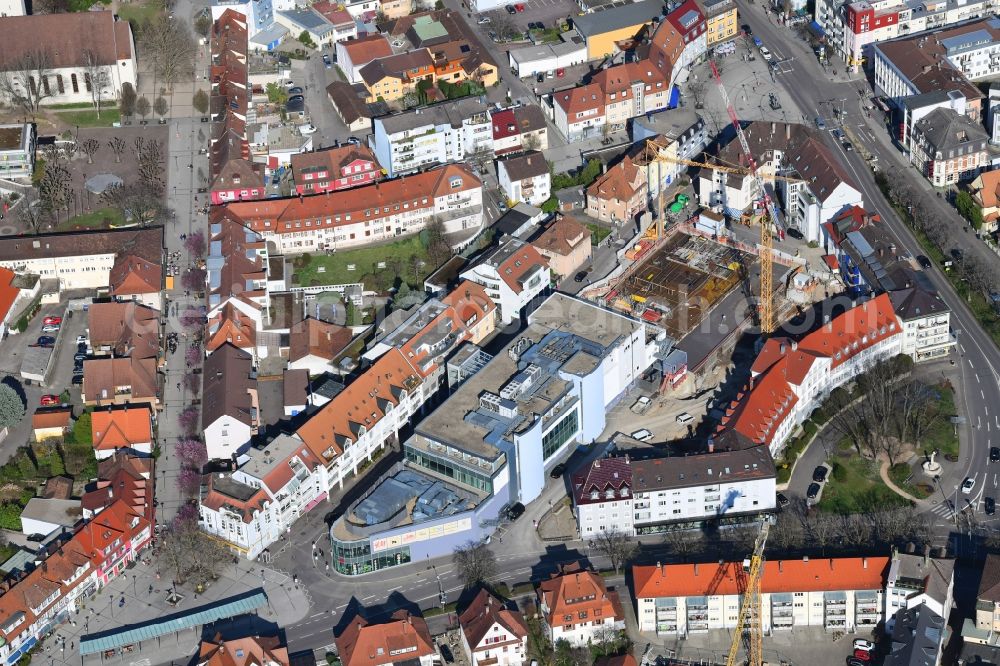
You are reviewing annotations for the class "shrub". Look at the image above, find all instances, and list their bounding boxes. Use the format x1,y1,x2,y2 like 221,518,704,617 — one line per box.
831,461,848,482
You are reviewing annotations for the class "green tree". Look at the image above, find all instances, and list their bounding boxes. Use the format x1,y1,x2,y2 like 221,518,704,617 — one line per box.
955,190,984,229
119,82,137,118
541,196,559,213
153,96,169,120
135,95,151,120
0,384,25,430
266,82,289,105
192,89,209,114
298,30,316,48
396,281,411,300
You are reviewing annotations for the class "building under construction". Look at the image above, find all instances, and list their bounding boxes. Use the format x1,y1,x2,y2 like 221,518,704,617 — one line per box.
604,231,752,340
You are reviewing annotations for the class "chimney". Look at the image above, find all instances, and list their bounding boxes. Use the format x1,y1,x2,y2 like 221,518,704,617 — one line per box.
923,543,931,565
786,124,791,141
778,560,783,573
790,340,798,351
779,342,786,354
863,557,868,569
694,562,699,575
803,555,809,562
770,122,776,135
657,561,663,574
594,459,601,468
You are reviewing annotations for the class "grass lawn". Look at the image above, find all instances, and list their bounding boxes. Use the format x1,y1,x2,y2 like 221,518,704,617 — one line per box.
44,102,94,110
117,0,163,26
817,443,912,514
57,207,124,231
889,462,934,499
291,236,432,290
924,383,959,459
586,223,611,246
56,108,121,128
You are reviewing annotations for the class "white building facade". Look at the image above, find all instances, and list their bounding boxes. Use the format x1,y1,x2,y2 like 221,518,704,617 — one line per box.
460,238,550,325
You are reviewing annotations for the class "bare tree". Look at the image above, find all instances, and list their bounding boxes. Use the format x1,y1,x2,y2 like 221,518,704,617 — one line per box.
102,182,166,226
16,191,46,234
491,13,518,42
589,528,637,574
0,49,55,118
82,50,111,117
139,16,197,91
688,80,708,109
662,529,700,560
79,138,100,165
453,539,497,589
157,521,231,585
767,510,805,553
805,512,838,556
37,162,73,217
136,140,165,188
108,137,127,163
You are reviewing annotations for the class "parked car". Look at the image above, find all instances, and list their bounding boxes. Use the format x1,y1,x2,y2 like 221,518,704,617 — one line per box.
537,73,544,83
852,649,871,662
807,482,821,500
759,46,773,61
40,395,59,406
283,80,296,89
546,70,554,79
505,4,516,13
853,640,874,652
288,86,304,95
72,374,84,385
813,466,828,483
550,463,566,478
776,492,790,507
74,353,87,361
347,137,361,146
843,141,853,151
676,412,694,424
832,128,843,140
556,68,565,77
514,3,525,11
992,446,1000,462
786,227,804,240
507,502,525,520
917,255,932,269
477,15,491,23
37,336,55,346
631,428,654,442
41,324,60,333
963,477,976,494
574,271,588,282
322,54,332,67
77,342,88,354
816,116,826,130
287,94,304,103
741,23,752,35
846,658,867,666
986,497,996,515
298,123,318,136
43,316,62,325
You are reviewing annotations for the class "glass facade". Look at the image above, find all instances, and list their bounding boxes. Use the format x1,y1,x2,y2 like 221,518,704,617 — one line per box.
542,409,579,461
330,537,411,575
405,448,493,493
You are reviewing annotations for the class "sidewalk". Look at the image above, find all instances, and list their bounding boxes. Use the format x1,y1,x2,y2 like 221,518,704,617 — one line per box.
62,557,310,666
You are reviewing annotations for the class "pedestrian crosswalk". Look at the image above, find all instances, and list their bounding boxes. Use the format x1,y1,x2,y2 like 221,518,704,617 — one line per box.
928,502,955,520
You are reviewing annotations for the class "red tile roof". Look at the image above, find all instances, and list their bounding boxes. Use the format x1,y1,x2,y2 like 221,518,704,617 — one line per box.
538,562,624,629
199,633,290,666
289,317,353,363
31,408,72,431
555,82,605,118
340,33,393,65
0,267,20,324
459,589,527,651
224,164,480,236
109,254,162,296
336,610,435,666
633,556,891,598
571,457,632,506
717,294,901,447
91,405,154,451
496,243,547,294
296,348,421,464
587,155,644,204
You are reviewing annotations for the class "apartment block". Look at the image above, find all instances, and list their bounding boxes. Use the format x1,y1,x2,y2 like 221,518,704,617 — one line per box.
572,447,776,538
498,151,551,207
538,563,625,645
634,557,889,635
373,98,492,177
459,238,549,324
222,164,484,254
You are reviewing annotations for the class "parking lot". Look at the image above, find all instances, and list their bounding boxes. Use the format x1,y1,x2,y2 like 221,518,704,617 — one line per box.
476,0,578,35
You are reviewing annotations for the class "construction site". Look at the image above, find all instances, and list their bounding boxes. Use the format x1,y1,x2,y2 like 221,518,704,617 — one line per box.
602,230,754,340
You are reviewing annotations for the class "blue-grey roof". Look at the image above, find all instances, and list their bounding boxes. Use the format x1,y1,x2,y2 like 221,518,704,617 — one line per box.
278,8,333,34
573,0,662,38
940,29,992,54
80,592,268,656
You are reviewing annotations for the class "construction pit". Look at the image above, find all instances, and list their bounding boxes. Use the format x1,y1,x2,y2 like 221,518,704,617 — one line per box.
605,231,753,340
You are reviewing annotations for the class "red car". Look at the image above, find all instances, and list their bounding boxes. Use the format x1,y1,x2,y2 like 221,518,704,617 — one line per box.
43,316,62,325
514,3,525,10
853,649,871,661
556,68,565,77
40,395,59,406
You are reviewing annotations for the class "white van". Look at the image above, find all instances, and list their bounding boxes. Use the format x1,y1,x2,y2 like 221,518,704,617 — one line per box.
676,412,694,424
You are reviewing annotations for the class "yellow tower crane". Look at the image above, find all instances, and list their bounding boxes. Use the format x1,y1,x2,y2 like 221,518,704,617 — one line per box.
726,518,771,666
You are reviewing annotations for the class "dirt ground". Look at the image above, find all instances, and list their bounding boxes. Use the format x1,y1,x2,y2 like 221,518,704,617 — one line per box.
1,125,170,237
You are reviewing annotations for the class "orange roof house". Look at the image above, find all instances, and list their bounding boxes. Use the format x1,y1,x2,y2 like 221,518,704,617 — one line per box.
0,267,21,332
537,562,624,645
206,301,257,355
91,405,154,459
288,317,353,373
32,408,72,440
531,215,592,278
336,610,435,666
109,254,162,303
198,633,290,666
586,155,647,224
971,169,1000,232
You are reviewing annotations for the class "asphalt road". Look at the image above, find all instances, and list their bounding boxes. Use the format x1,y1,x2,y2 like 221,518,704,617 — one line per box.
738,1,1000,531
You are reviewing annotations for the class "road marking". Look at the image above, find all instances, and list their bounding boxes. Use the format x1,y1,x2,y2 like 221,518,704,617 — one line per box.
979,416,982,429
977,373,982,383
970,359,976,369
983,390,987,400
994,474,997,487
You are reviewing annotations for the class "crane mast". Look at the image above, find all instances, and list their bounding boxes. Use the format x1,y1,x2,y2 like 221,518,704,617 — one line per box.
708,60,778,335
725,519,771,666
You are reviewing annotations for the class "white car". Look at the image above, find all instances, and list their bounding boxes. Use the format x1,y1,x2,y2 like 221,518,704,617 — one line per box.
76,335,88,344
631,428,653,442
41,324,60,333
853,639,874,652
298,123,318,136
962,477,976,494
759,46,773,61
477,16,491,23
676,412,694,424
